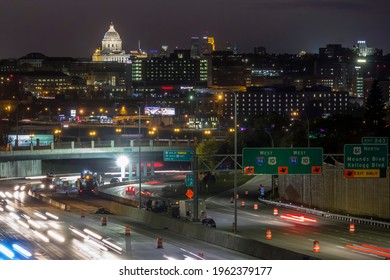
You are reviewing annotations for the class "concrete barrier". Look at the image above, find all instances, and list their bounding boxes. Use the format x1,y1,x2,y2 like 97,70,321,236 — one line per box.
31,190,319,259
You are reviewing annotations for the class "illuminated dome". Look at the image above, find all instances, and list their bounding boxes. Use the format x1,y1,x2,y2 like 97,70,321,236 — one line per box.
102,22,123,54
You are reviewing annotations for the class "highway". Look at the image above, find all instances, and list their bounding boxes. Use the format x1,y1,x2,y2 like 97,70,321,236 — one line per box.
204,175,390,260
2,175,390,260
0,179,258,260
98,174,390,260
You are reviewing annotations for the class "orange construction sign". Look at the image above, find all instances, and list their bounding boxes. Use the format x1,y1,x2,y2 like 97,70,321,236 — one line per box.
278,166,288,174
311,166,322,174
185,189,194,199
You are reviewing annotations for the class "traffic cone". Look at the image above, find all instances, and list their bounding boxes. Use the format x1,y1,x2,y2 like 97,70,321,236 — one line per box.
241,200,245,207
349,223,355,233
230,197,233,203
273,207,278,216
156,237,163,249
236,193,239,199
253,203,258,210
101,216,107,226
313,241,320,252
125,224,131,236
265,229,272,240
244,190,249,196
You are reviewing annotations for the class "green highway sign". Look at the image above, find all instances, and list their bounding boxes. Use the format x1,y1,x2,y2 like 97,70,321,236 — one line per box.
163,150,195,161
185,174,194,187
344,144,388,170
242,148,323,175
361,137,388,145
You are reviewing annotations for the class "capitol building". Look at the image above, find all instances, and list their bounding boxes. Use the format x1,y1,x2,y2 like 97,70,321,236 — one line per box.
92,22,130,63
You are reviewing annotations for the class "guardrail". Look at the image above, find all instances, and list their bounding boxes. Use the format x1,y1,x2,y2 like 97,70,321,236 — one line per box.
259,198,390,229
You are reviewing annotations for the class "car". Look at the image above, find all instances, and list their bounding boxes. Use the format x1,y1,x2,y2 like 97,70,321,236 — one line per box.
125,186,136,195
0,198,7,207
95,208,112,214
201,218,216,228
110,177,120,184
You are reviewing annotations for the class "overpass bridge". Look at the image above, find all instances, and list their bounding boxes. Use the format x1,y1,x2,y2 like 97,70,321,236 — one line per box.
0,138,195,177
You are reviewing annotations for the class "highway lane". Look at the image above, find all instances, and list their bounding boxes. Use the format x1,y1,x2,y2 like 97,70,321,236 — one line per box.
204,175,390,260
0,180,258,260
87,173,390,260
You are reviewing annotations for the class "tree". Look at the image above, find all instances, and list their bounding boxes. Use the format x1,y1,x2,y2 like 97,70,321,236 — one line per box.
364,80,387,135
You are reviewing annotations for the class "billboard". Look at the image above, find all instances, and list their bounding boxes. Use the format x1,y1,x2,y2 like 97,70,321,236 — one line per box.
8,134,54,147
145,106,175,116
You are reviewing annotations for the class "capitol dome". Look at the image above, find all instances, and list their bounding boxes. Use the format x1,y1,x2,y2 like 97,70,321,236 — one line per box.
102,22,123,54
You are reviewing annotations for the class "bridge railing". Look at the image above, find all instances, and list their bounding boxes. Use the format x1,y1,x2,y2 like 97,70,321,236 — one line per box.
4,138,195,153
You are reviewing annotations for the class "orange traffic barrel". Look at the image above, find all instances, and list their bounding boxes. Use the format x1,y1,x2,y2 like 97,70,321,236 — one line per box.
244,190,249,196
125,224,131,236
349,223,355,233
156,237,163,249
273,207,278,216
241,200,245,207
101,216,107,226
313,240,320,252
253,203,258,210
81,210,85,218
265,229,272,240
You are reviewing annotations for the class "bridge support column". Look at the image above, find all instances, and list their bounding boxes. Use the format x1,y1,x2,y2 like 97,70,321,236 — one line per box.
50,142,54,151
91,140,95,148
149,139,153,147
143,162,148,177
136,162,140,178
128,162,133,179
0,160,42,177
151,161,155,176
111,140,115,148
130,140,134,147
71,141,74,150
168,139,172,147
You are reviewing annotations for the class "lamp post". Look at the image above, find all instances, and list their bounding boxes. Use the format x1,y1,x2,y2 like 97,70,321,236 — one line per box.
129,105,142,209
264,129,275,196
304,113,310,147
231,91,238,234
117,155,129,181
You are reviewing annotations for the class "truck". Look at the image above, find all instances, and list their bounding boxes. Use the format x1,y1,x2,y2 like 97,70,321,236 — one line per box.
77,170,100,195
179,199,206,221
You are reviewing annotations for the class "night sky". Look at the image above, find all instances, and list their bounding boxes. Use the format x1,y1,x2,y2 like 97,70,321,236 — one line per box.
1,0,390,59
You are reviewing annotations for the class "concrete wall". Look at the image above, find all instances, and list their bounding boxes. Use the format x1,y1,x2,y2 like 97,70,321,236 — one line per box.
278,169,390,219
0,160,42,177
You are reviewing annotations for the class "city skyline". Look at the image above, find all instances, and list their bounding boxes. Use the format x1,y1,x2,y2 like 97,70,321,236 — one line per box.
1,0,390,59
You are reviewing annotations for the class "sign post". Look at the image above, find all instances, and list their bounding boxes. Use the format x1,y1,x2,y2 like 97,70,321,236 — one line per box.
242,148,323,175
344,144,388,178
163,150,194,161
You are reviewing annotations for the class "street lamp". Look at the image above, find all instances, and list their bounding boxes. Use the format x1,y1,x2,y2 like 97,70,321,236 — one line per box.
264,129,275,196
54,129,61,142
117,155,129,181
292,111,310,147
29,133,34,146
128,104,142,209
89,131,96,140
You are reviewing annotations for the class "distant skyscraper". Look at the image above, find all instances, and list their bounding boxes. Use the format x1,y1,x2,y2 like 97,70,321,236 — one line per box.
191,37,200,58
190,36,216,57
353,40,382,57
201,36,215,55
